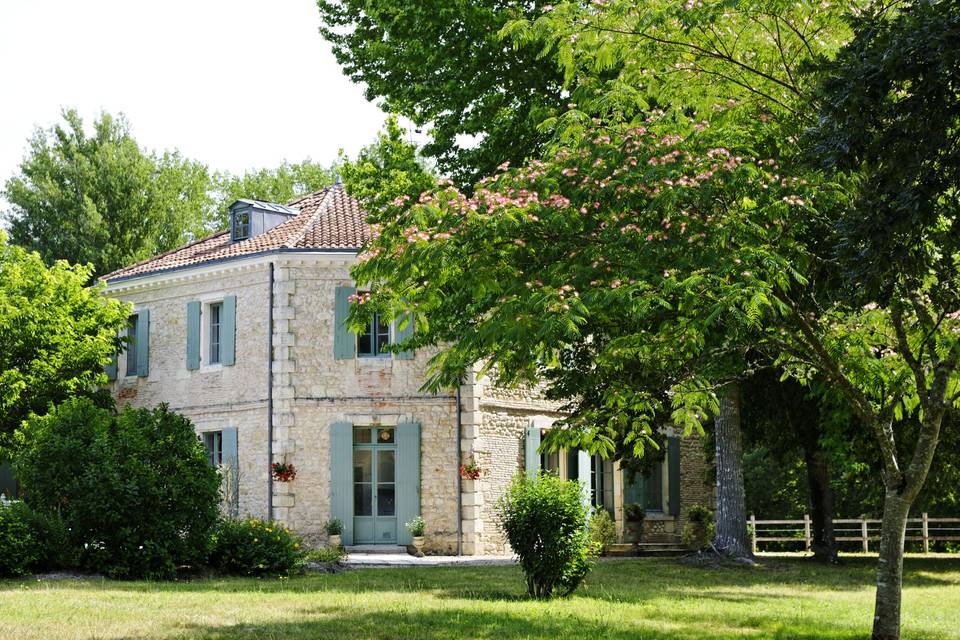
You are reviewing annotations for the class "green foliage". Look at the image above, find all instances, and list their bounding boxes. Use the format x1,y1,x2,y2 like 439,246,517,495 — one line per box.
405,515,426,537
495,473,594,598
7,502,77,572
682,505,716,551
624,503,645,524
0,502,38,576
587,508,617,556
324,518,343,536
2,109,214,278
210,518,305,576
303,545,345,565
339,116,436,219
213,160,339,227
14,398,221,579
0,233,128,438
317,0,566,187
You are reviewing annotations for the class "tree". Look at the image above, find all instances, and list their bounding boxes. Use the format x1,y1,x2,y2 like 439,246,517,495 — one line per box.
317,0,567,187
3,109,214,278
0,232,128,441
339,116,437,217
802,2,960,636
213,160,339,226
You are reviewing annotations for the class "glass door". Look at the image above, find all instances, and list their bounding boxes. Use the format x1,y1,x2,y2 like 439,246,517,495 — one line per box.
353,426,397,544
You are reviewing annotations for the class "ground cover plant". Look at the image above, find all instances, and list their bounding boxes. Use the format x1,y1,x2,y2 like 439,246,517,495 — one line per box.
0,556,956,639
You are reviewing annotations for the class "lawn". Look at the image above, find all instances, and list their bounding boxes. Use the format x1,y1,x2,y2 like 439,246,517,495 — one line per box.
0,555,958,639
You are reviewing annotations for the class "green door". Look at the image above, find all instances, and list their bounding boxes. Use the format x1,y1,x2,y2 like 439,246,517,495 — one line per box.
353,426,398,544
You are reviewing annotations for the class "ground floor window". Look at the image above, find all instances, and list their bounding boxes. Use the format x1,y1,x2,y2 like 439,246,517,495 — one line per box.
203,431,223,466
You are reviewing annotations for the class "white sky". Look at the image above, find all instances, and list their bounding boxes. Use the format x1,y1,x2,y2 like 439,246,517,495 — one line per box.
0,0,390,194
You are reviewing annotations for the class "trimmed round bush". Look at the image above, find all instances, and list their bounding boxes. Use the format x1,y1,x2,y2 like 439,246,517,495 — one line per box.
14,398,221,579
210,518,304,576
495,472,595,598
0,502,38,576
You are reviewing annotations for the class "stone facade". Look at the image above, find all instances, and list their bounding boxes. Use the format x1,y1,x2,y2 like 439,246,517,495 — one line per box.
106,251,714,554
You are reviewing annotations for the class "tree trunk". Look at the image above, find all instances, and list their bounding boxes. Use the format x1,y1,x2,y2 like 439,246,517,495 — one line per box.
803,444,839,562
872,488,911,640
713,383,753,560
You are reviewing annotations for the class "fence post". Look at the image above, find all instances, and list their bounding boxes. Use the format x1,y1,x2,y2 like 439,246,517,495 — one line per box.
861,519,869,553
750,514,757,554
922,512,930,554
804,514,812,552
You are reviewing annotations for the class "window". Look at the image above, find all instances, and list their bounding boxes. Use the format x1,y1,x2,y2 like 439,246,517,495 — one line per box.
591,454,615,513
209,302,222,365
125,314,138,376
203,431,223,466
358,312,391,357
645,460,664,511
233,211,250,241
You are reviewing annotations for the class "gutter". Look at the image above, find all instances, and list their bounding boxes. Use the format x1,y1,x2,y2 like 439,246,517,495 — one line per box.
267,262,275,521
456,384,463,556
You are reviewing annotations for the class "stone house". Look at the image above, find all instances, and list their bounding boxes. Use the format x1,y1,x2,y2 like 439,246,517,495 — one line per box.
101,183,713,554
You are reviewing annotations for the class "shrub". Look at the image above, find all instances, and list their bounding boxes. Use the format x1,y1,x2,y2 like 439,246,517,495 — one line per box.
304,546,345,564
588,507,617,556
8,502,76,572
325,518,343,536
495,473,594,598
682,504,716,551
0,502,38,576
14,398,221,579
210,518,304,576
624,503,646,523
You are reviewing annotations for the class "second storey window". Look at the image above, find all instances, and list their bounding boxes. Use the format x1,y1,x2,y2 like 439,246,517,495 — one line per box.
233,211,250,241
358,313,391,357
209,302,223,365
125,314,139,376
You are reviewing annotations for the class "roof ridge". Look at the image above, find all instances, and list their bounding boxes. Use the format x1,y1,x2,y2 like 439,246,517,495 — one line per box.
286,184,332,208
100,229,230,281
284,186,336,249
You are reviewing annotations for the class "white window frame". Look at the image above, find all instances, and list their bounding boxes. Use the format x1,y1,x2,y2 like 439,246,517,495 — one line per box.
357,312,394,359
198,297,225,371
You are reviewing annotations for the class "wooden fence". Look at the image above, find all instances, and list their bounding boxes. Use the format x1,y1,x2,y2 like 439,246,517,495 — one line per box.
750,514,960,553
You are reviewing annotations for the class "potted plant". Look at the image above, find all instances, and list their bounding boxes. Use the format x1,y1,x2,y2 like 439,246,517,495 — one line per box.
325,518,343,548
624,503,645,543
405,516,426,557
272,461,297,482
459,459,482,480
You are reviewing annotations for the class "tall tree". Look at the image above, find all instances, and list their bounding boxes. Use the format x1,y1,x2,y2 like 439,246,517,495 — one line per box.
0,232,129,441
2,109,214,278
317,0,567,187
804,2,960,636
213,159,339,225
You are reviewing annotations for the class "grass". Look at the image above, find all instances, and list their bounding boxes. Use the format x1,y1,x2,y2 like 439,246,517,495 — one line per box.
0,554,958,639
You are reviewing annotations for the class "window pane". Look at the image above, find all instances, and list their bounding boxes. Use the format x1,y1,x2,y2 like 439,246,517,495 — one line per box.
209,303,222,364
126,315,138,376
375,315,390,355
358,320,374,356
353,427,372,444
377,428,395,444
377,484,395,516
354,483,372,516
353,449,372,483
377,450,395,482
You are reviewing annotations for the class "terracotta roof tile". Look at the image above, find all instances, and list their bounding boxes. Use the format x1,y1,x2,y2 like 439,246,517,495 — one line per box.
103,184,370,282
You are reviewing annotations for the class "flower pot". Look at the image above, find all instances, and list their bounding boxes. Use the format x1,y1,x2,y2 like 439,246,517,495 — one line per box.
411,535,425,558
329,533,342,548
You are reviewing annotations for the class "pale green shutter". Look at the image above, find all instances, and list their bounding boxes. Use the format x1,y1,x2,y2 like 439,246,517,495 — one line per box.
136,310,150,377
578,449,592,507
396,422,421,545
186,301,201,370
221,295,237,366
105,353,118,381
222,427,239,517
334,286,356,360
525,426,541,478
668,436,681,516
395,312,414,360
330,422,354,544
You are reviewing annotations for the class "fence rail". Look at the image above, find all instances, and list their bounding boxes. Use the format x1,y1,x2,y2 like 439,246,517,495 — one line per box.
749,514,960,553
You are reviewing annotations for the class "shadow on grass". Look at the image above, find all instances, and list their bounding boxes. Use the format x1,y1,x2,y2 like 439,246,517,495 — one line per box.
155,604,869,640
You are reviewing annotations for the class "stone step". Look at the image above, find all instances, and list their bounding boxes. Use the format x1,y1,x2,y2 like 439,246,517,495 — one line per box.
345,545,408,554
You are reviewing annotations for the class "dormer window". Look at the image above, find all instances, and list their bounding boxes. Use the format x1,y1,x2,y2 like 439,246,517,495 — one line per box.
233,210,250,241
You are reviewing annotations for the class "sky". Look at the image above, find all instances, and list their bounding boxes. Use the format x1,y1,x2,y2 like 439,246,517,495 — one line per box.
0,0,390,196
